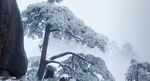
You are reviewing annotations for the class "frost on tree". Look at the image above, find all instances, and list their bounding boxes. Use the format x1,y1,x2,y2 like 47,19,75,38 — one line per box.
26,53,115,81
58,53,115,81
22,2,109,52
48,0,63,3
126,59,150,81
22,1,109,80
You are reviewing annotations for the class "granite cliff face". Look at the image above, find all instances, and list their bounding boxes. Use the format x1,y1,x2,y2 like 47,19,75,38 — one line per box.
0,0,28,77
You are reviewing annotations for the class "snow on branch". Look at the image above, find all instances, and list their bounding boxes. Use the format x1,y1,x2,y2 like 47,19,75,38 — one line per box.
22,2,109,52
49,52,93,65
65,31,83,43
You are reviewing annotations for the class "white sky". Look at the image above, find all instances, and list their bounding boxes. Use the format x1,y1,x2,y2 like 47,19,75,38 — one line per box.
17,0,150,62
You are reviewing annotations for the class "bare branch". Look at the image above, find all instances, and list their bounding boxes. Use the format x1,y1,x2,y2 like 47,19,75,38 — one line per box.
50,52,73,60
48,29,60,32
45,60,77,74
65,31,83,43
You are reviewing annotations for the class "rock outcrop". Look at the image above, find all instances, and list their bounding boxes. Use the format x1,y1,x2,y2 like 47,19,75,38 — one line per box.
0,0,28,78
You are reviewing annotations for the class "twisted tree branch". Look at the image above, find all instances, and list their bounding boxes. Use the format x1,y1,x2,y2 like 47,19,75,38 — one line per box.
65,31,83,43
50,52,94,65
48,29,60,32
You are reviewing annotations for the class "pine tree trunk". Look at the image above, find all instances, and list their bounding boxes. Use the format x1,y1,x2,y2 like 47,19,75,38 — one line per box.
136,64,139,81
37,24,51,80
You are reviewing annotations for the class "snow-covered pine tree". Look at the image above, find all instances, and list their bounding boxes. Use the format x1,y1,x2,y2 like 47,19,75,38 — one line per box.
22,1,109,80
126,59,150,81
58,53,115,81
22,2,108,52
27,53,115,81
48,0,63,3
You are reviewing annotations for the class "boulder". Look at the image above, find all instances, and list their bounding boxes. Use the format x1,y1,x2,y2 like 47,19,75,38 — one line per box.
44,65,56,79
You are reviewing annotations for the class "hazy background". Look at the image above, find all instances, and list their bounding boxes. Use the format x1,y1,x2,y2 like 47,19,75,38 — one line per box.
17,0,150,61
16,0,150,81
